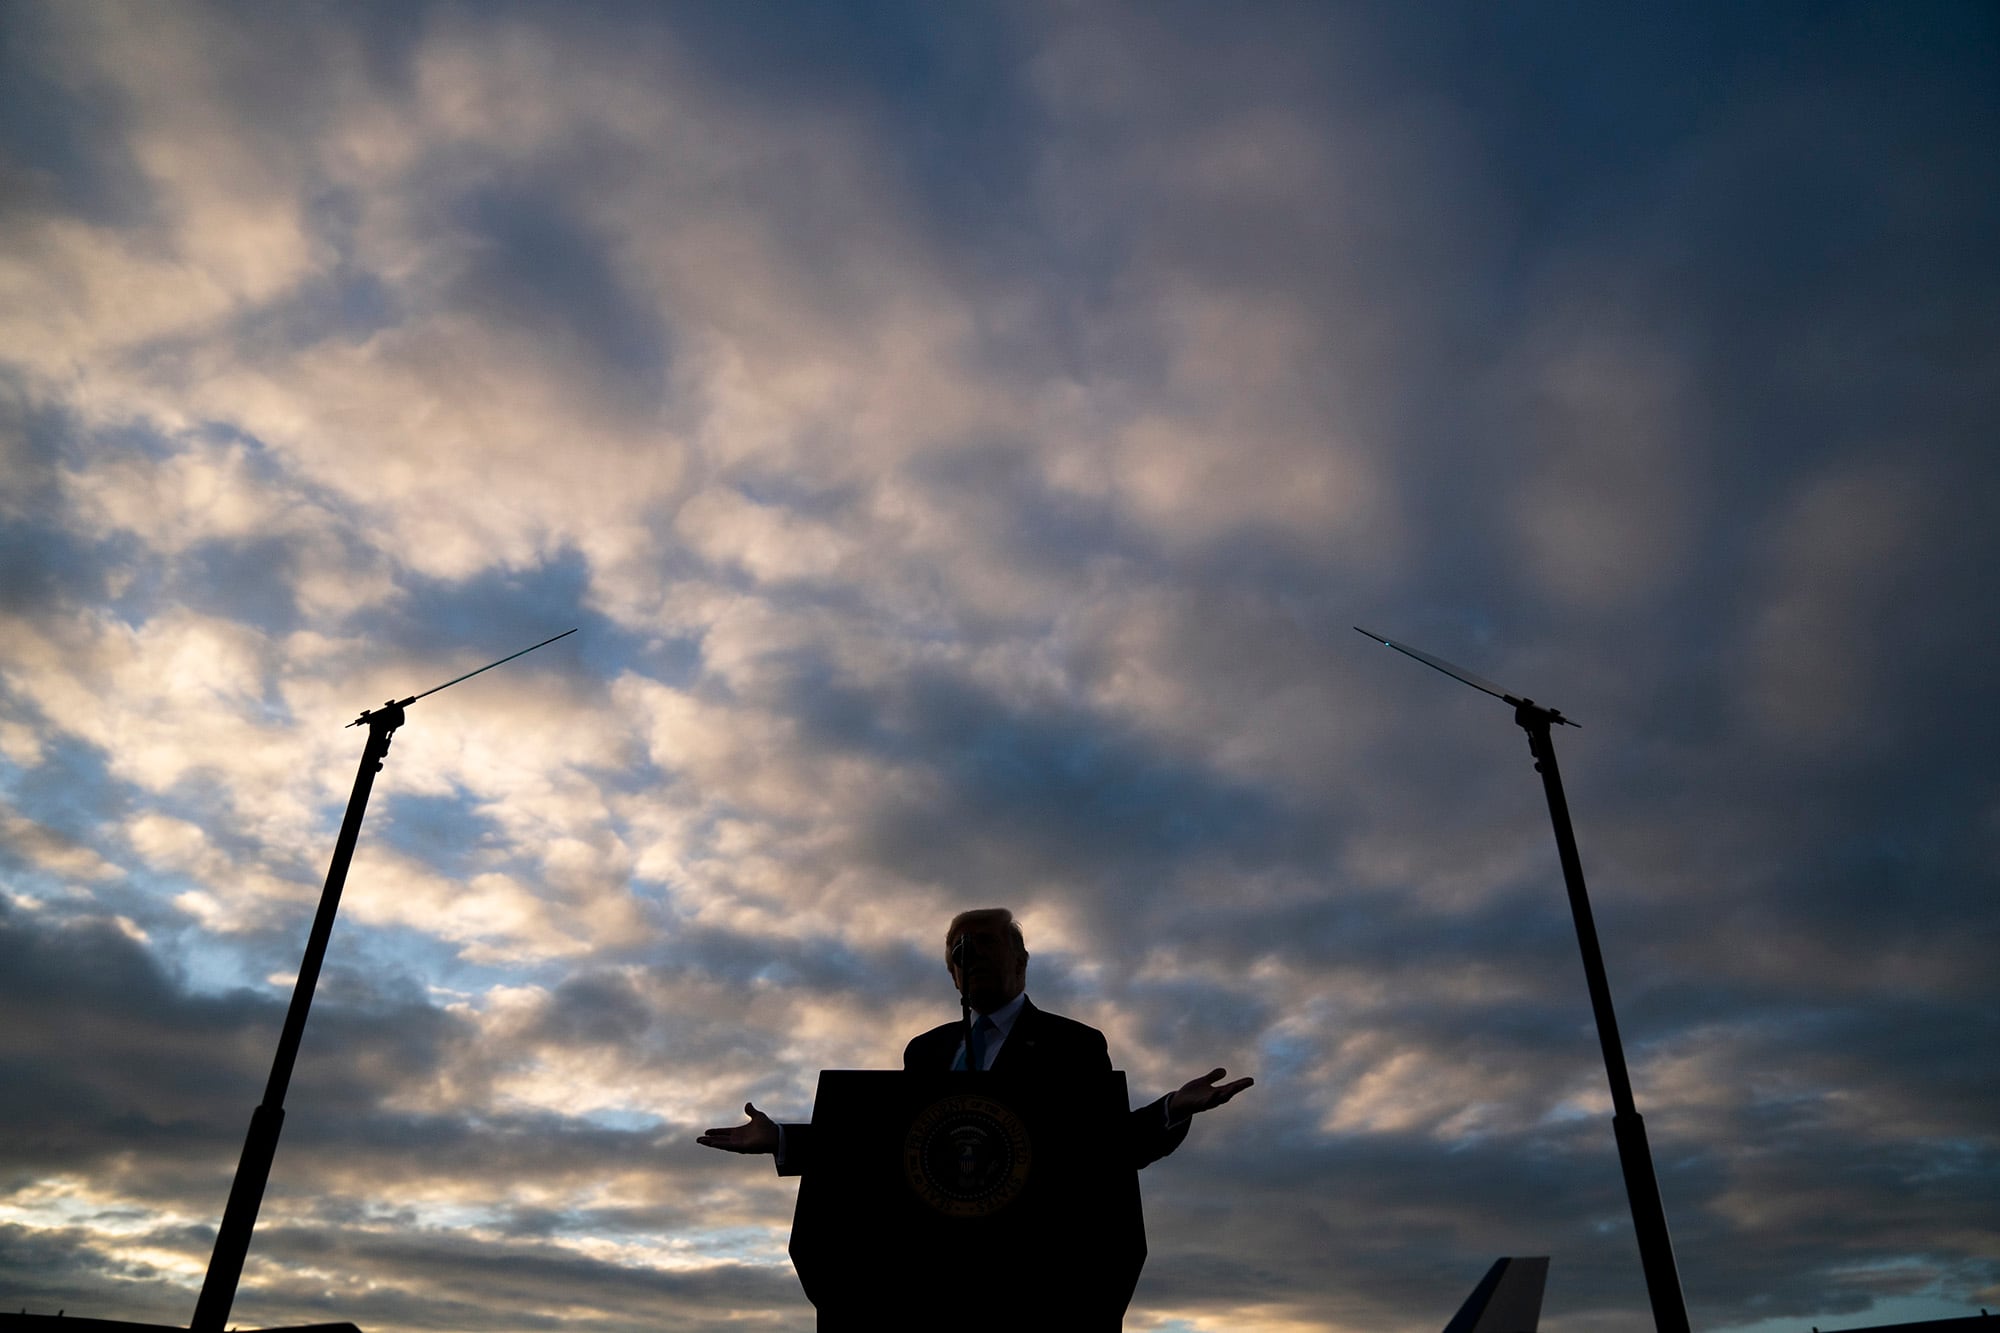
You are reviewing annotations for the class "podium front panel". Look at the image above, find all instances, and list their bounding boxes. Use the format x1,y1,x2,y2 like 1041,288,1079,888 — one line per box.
790,1070,1144,1326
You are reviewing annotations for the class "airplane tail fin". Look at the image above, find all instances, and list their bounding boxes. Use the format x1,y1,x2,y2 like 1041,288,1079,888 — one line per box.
1441,1256,1550,1333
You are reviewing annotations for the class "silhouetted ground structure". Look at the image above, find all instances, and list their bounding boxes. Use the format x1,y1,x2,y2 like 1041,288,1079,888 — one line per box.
1443,1257,1547,1332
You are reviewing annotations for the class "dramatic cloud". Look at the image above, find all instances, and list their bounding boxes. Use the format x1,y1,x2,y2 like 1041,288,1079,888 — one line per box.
2,3,1995,1331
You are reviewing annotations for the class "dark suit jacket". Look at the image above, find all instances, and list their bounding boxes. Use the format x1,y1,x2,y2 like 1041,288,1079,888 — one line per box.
777,996,1189,1177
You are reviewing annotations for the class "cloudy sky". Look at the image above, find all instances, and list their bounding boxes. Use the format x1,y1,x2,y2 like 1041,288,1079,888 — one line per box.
2,2,1996,1330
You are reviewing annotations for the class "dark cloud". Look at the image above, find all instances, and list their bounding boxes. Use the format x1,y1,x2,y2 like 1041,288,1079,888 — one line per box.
446,184,671,408
0,1222,197,1327
0,392,122,615
1,739,132,863
0,904,460,1166
646,924,938,1022
170,536,307,634
532,969,652,1048
788,662,1303,906
0,6,155,229
339,549,596,669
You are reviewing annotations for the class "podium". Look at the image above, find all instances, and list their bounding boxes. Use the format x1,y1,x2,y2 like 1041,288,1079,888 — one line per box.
789,1070,1147,1330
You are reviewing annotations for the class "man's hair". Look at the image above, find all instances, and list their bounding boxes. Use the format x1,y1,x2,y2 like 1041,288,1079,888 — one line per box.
946,908,1027,959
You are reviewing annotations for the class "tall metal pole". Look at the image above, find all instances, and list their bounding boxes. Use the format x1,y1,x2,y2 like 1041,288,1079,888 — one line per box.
188,628,573,1333
1517,704,1690,1333
190,703,404,1333
1354,628,1692,1332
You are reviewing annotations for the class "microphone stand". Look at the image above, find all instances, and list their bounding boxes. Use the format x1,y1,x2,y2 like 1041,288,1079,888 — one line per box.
189,629,575,1333
1356,628,1692,1333
949,938,979,1327
951,938,979,1073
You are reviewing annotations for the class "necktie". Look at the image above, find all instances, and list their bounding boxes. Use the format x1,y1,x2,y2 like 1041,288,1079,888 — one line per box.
967,1015,997,1071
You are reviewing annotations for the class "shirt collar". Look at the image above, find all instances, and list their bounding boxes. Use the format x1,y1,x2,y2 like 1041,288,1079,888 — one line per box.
978,990,1029,1039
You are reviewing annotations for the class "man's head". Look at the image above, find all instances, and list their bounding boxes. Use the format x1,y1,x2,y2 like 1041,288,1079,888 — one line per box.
945,908,1029,1014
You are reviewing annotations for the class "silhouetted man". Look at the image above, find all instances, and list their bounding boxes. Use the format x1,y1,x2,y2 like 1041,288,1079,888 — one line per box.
699,907,1253,1172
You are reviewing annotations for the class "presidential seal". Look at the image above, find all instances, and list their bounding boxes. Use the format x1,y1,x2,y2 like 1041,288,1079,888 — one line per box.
902,1094,1034,1218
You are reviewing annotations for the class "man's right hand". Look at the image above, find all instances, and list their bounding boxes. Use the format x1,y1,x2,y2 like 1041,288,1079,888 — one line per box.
697,1102,779,1154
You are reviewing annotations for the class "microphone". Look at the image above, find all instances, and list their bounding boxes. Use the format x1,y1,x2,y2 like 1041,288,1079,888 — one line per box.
951,935,973,1007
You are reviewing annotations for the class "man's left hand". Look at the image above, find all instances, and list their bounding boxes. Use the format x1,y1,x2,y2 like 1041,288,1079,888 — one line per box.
1167,1067,1255,1122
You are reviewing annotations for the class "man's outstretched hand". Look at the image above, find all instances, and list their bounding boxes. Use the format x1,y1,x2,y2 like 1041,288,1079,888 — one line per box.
1166,1068,1255,1123
697,1102,779,1155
